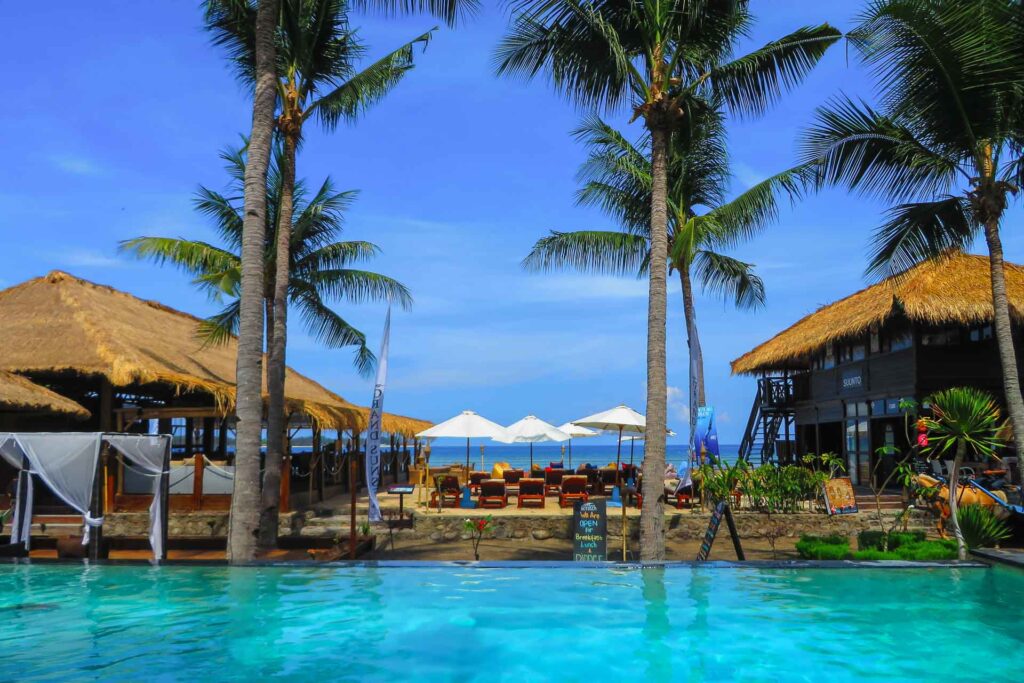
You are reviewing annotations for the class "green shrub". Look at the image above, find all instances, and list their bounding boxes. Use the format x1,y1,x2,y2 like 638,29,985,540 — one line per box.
857,529,926,551
796,534,851,560
894,540,957,561
957,504,1011,549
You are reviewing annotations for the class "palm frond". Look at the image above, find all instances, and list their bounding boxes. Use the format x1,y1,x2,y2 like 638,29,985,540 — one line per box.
802,95,962,203
292,285,376,377
349,0,479,27
866,196,976,279
119,237,241,281
294,241,381,273
522,230,649,276
196,299,242,347
703,24,842,118
203,0,257,86
308,29,433,130
301,269,413,309
691,250,766,310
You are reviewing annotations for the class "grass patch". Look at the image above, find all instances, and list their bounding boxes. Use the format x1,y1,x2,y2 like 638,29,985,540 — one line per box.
796,534,851,560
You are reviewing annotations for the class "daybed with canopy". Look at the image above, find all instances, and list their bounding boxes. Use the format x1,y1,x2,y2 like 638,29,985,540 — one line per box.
0,432,171,561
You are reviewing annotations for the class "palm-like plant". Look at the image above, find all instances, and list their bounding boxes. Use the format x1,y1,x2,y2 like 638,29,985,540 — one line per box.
498,0,839,560
924,387,1004,560
525,112,813,438
206,0,438,548
122,141,411,369
801,0,1024,482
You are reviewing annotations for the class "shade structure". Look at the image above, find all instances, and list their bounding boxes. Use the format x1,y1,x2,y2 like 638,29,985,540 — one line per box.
557,422,598,468
416,410,510,471
0,371,90,419
504,415,569,469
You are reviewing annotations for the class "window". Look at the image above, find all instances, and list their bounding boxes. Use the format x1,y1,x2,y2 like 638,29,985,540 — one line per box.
921,327,961,347
871,399,885,415
969,324,993,342
870,331,881,354
890,332,913,352
822,344,835,370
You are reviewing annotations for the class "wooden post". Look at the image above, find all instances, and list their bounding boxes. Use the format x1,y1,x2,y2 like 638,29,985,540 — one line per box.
202,417,215,458
353,432,362,492
193,450,205,511
218,418,228,460
334,433,341,485
89,442,106,562
281,437,291,514
184,418,194,458
315,428,324,502
159,437,171,562
402,436,409,483
390,433,398,484
349,450,358,559
723,504,745,561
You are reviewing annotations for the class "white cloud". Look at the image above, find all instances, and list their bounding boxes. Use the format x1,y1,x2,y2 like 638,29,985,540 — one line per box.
51,248,128,269
667,384,690,425
51,155,102,176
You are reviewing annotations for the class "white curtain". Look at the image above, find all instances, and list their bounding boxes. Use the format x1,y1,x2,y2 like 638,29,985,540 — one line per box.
15,433,103,544
0,435,33,550
106,434,169,559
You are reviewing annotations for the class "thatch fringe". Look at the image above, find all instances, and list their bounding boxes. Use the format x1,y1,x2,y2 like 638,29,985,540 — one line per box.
731,252,1024,375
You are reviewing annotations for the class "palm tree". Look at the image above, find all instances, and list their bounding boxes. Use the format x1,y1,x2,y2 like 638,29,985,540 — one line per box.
498,0,839,560
206,0,437,549
205,0,281,563
122,141,411,546
801,0,1024,482
525,113,813,439
924,387,1004,560
122,140,411,363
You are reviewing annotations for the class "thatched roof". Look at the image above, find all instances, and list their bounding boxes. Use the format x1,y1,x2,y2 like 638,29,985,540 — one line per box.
0,371,90,418
732,252,1024,375
0,271,369,429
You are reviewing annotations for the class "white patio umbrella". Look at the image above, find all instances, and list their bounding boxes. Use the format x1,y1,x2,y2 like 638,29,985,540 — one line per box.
557,422,599,468
416,410,510,471
504,415,570,469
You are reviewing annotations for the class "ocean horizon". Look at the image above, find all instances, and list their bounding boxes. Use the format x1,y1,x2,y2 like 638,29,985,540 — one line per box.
414,442,740,471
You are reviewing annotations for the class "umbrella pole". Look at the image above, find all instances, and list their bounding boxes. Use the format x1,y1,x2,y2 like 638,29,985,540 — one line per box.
617,426,626,563
529,442,534,470
629,438,635,467
568,438,572,469
465,437,470,478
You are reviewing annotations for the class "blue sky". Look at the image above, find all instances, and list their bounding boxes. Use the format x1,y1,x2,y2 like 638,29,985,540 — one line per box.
1,1,1021,444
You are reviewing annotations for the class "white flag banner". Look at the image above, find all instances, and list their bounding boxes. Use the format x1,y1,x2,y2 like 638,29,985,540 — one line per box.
365,307,391,522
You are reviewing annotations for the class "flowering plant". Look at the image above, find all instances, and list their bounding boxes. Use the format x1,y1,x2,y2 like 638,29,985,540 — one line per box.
463,515,494,561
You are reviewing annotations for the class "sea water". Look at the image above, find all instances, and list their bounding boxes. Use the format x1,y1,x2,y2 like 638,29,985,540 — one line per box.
1,564,1022,682
419,443,738,472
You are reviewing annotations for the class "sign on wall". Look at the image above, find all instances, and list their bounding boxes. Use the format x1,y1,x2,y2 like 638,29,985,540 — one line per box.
823,477,859,515
840,368,864,393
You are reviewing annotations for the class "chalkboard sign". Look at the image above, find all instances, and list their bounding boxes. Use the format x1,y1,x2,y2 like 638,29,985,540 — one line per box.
696,501,726,561
573,500,607,561
823,477,858,515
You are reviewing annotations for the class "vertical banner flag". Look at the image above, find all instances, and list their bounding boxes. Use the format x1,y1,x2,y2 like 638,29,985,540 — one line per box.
687,324,703,461
365,307,391,522
694,406,720,464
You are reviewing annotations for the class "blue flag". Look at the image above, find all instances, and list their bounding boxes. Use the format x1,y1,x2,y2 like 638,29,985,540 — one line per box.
694,406,719,464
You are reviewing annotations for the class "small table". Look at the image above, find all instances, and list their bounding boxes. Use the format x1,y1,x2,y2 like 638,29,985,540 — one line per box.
387,484,415,519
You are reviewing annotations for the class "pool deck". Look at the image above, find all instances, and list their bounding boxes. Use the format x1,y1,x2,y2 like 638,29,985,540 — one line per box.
971,548,1024,569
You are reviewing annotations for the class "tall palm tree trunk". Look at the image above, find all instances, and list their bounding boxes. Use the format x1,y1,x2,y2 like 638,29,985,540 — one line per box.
228,0,279,564
982,219,1024,485
948,441,967,561
640,124,670,562
260,133,297,549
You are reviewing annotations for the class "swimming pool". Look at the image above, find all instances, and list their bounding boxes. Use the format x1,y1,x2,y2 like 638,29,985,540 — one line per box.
1,563,1022,682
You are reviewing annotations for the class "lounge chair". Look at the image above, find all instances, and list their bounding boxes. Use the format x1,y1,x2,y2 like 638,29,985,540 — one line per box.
544,469,565,496
469,471,488,494
479,479,508,509
503,469,525,497
518,478,545,509
559,475,589,508
597,468,618,496
434,474,461,509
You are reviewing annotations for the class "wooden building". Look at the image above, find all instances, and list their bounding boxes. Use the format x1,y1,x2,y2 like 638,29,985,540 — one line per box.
731,252,1021,486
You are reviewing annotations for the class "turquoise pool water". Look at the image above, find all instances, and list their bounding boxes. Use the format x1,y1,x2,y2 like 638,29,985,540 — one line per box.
1,564,1022,682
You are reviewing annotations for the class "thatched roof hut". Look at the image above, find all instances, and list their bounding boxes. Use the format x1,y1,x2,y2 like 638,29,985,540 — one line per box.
732,252,1024,376
0,271,366,429
0,371,90,418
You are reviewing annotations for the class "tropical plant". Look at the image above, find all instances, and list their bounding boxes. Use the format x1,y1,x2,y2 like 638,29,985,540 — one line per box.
464,516,494,561
957,503,1011,550
801,0,1024,482
204,0,280,563
498,0,839,561
923,387,1005,559
122,141,411,369
863,397,918,550
206,0,439,549
524,113,813,427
